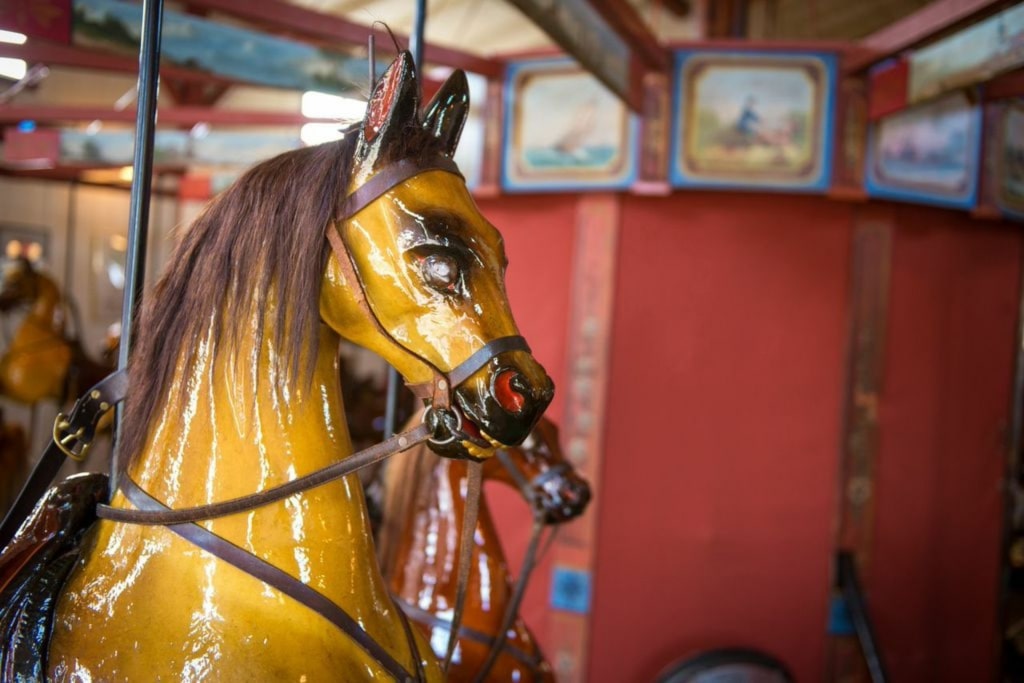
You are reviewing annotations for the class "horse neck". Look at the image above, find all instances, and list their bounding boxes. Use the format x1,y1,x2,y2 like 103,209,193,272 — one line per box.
128,318,352,508
384,451,513,614
15,277,63,341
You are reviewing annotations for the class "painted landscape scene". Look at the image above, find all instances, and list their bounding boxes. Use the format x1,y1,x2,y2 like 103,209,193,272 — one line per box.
676,55,828,187
868,93,978,196
506,62,634,189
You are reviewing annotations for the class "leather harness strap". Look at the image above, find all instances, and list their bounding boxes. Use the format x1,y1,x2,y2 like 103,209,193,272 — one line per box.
118,477,419,683
0,369,128,551
97,423,433,525
339,156,462,221
397,598,545,676
444,458,482,672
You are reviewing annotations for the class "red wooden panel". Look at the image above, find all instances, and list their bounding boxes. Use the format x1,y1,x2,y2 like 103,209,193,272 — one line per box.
867,58,909,121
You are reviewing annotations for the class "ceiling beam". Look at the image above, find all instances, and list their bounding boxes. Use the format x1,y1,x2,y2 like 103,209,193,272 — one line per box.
847,0,1008,72
0,104,339,126
587,0,670,70
0,41,236,86
181,0,503,78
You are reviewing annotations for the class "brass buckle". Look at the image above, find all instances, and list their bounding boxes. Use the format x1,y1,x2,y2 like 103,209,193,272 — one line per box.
53,413,91,462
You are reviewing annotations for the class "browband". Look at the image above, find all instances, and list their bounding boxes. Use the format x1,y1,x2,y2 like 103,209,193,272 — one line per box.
338,155,462,221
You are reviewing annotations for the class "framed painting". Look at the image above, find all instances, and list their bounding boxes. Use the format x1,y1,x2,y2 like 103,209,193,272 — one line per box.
865,91,982,209
670,50,837,192
502,58,638,192
993,99,1024,220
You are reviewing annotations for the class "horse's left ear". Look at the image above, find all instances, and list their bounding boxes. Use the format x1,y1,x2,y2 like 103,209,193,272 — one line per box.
421,69,469,158
354,51,419,166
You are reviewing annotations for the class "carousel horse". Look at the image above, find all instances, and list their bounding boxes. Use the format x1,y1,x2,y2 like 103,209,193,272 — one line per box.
378,415,590,681
0,256,111,406
3,52,554,680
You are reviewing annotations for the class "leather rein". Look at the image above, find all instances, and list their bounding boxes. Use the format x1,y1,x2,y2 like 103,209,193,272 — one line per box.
81,154,529,681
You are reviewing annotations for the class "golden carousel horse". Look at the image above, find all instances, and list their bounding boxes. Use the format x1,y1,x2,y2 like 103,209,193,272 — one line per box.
0,257,111,406
2,52,553,681
379,416,590,681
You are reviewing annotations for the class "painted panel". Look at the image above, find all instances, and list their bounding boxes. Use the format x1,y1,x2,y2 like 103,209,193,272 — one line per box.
502,58,638,192
73,0,368,94
865,92,982,210
669,50,837,192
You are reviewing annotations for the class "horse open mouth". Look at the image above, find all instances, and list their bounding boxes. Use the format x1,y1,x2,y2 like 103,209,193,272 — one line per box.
458,416,504,458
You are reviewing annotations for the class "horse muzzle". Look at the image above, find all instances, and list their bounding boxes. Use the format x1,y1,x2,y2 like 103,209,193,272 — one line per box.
427,352,553,460
539,473,591,524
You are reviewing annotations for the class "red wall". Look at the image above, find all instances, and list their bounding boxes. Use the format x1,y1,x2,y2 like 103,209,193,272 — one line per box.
481,191,1021,683
871,205,1021,682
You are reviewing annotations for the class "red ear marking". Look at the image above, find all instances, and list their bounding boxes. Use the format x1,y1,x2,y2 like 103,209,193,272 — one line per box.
365,62,403,143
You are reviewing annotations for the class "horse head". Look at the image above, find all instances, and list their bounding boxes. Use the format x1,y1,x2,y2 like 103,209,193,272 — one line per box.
0,257,42,313
488,416,591,523
321,52,554,460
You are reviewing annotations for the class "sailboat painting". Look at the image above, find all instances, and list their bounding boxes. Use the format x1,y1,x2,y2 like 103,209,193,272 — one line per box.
503,59,638,191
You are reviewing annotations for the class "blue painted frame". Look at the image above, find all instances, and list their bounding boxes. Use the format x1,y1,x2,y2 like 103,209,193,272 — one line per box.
864,92,982,210
669,50,837,193
501,58,638,193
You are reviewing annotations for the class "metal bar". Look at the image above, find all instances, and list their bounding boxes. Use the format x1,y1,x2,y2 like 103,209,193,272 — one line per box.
837,552,889,683
112,0,165,490
64,181,76,297
410,0,427,70
383,0,426,442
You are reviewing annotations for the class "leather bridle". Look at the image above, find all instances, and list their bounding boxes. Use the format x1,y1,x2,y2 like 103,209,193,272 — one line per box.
90,154,532,681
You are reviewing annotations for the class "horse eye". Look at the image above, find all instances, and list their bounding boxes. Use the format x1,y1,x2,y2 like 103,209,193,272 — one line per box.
421,252,460,292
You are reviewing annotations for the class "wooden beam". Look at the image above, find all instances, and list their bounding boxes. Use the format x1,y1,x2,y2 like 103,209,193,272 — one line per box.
847,0,1008,72
181,0,503,78
587,0,670,70
0,105,336,126
984,67,1024,101
0,41,236,86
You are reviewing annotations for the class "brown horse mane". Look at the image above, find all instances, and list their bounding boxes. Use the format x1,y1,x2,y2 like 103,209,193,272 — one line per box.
119,135,363,473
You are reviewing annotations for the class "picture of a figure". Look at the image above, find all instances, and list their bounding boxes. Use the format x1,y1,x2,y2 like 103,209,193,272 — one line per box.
671,51,835,191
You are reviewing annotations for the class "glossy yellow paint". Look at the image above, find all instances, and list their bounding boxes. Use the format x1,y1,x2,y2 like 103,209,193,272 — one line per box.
0,270,71,404
47,171,524,680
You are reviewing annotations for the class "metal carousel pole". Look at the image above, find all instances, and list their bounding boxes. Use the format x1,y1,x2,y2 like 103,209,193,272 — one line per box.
383,0,427,441
111,0,165,494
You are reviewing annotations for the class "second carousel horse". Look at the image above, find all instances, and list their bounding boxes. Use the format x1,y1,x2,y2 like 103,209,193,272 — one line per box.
378,415,590,681
0,257,111,405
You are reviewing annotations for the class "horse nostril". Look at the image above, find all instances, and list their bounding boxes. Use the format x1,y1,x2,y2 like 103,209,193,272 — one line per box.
494,369,527,414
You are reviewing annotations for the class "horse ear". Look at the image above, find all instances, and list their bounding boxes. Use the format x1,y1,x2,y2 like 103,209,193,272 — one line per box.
421,69,469,158
354,51,419,166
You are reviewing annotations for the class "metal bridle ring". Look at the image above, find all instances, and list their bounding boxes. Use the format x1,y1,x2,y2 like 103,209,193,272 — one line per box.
422,406,463,446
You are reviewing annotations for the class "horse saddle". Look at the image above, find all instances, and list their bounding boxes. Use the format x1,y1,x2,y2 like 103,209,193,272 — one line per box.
0,473,108,681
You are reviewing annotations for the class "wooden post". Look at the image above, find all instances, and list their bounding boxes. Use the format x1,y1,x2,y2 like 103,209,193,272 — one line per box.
546,193,620,683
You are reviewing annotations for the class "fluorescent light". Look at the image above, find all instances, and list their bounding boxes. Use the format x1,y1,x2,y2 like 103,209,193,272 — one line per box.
0,58,27,81
300,123,345,146
0,30,27,45
301,91,366,121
